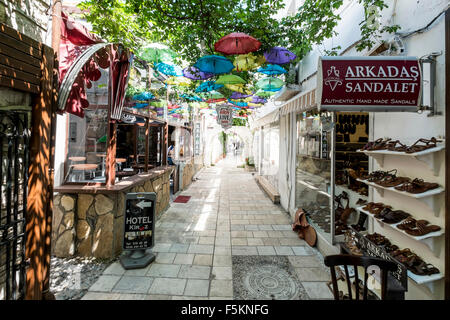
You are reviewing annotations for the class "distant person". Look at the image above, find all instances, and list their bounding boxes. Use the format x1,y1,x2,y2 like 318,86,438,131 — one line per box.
168,145,174,165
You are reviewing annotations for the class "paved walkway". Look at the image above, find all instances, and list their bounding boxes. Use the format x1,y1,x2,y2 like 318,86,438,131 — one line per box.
82,157,332,300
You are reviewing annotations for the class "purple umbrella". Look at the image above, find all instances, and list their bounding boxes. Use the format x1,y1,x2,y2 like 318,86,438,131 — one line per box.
264,47,297,65
250,96,267,104
230,91,253,99
182,66,214,80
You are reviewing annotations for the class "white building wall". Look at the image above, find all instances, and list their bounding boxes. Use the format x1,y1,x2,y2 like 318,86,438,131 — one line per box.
265,0,449,300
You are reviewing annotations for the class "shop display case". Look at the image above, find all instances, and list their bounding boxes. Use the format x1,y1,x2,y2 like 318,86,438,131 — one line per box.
295,111,333,242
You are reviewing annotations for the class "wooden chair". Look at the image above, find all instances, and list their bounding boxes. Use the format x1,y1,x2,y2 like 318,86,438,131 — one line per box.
324,254,397,300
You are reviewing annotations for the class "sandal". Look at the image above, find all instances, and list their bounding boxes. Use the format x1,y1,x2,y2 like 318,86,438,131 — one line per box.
394,178,439,194
404,222,441,236
386,140,409,152
376,173,411,188
397,217,417,230
405,137,441,154
381,210,410,224
411,261,440,276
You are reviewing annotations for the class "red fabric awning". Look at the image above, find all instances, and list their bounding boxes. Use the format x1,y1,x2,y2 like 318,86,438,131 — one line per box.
58,12,131,119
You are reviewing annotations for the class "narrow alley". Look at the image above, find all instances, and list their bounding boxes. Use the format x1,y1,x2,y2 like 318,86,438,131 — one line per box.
82,158,332,300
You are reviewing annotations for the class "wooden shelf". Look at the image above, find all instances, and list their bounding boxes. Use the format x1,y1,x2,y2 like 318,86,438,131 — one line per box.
356,178,444,216
357,143,445,176
357,206,443,256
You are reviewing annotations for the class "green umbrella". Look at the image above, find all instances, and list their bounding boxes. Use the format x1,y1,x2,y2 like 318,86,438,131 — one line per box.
256,77,284,91
137,43,177,64
200,90,224,99
255,90,276,98
215,74,246,85
97,135,107,143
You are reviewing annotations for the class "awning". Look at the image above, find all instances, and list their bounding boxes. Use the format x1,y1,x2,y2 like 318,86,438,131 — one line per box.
252,108,280,128
279,89,317,116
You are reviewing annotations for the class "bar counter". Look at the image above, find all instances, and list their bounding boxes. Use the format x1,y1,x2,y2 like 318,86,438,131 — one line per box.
52,166,174,259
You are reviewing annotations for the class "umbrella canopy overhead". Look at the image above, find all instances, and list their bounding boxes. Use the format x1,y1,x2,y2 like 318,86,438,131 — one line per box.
214,32,261,55
194,55,234,74
249,96,267,104
132,92,154,101
257,64,287,75
138,43,177,64
230,91,252,99
256,77,284,91
195,81,224,93
224,84,252,94
155,62,183,76
264,47,297,65
200,90,224,99
215,74,246,85
164,76,192,86
181,93,202,101
255,89,276,98
233,53,265,71
182,66,214,80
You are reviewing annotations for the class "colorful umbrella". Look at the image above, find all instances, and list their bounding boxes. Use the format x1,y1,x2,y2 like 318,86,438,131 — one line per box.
182,66,214,80
133,103,149,109
132,92,154,101
257,64,287,75
194,55,234,74
181,93,202,101
214,32,261,55
200,90,224,99
228,99,248,107
233,53,265,72
224,84,252,94
215,74,246,85
255,90,276,98
195,81,224,93
137,43,177,64
256,77,284,91
164,76,192,86
230,91,253,100
155,62,183,77
249,96,267,104
264,47,297,65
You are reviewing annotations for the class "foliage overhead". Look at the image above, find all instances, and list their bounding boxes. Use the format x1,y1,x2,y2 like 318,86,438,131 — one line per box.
79,0,399,65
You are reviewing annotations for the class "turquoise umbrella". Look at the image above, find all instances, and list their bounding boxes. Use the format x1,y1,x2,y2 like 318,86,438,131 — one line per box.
194,55,234,74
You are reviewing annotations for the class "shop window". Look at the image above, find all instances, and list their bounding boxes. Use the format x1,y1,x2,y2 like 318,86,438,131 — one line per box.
295,111,332,242
65,106,108,183
261,124,279,190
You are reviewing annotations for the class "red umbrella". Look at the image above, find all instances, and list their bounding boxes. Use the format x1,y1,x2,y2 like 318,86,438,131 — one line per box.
214,32,261,55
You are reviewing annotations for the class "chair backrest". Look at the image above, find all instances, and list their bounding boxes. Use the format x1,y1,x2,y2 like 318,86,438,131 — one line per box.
324,254,397,300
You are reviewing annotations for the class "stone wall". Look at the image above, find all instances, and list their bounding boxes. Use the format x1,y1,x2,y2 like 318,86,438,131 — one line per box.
52,169,172,258
181,162,196,190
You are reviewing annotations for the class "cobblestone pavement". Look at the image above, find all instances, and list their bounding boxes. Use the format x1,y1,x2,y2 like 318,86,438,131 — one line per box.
82,157,332,300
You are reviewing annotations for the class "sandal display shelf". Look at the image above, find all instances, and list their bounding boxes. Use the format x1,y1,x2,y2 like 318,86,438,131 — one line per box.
357,143,445,176
356,178,444,216
356,206,443,256
407,271,444,293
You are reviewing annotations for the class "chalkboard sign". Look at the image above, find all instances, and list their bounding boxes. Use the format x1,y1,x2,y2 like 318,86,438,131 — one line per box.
123,192,156,250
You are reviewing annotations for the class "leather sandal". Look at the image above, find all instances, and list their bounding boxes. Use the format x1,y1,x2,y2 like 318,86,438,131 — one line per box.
405,137,441,154
381,210,410,224
394,178,439,194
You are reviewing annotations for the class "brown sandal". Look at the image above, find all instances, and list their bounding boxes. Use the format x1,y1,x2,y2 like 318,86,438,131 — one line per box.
405,137,441,154
394,178,439,194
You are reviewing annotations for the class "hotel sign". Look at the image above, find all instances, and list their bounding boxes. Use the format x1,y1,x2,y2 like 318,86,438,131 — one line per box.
317,57,422,112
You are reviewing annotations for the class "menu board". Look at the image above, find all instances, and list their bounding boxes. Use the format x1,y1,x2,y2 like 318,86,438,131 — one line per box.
123,193,156,250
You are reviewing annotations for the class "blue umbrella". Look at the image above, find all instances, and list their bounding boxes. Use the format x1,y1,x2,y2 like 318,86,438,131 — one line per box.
132,92,154,101
228,99,248,107
133,103,149,109
194,55,234,74
181,93,202,101
257,64,287,75
195,81,224,93
155,62,183,76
